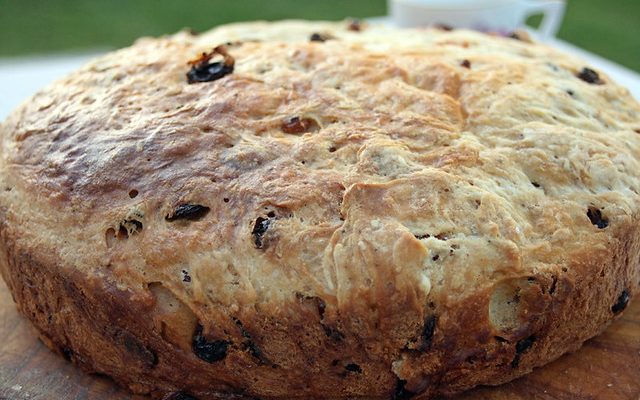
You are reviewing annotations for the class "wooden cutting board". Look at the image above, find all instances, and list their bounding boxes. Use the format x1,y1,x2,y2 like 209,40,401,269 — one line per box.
1,278,638,400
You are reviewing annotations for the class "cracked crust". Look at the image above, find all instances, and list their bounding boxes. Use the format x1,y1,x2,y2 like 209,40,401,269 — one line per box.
1,20,640,399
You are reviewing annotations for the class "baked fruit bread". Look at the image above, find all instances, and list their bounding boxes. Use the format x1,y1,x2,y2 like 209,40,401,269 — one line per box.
1,20,639,399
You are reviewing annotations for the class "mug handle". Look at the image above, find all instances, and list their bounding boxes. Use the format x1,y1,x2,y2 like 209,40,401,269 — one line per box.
522,0,566,38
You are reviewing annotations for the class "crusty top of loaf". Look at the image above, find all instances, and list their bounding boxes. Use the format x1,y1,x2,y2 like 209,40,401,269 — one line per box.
1,20,640,396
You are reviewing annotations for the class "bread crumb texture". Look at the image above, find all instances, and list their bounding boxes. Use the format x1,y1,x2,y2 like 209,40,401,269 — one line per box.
0,20,639,399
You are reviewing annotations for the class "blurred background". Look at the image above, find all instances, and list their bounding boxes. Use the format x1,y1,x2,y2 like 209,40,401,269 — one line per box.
0,0,638,71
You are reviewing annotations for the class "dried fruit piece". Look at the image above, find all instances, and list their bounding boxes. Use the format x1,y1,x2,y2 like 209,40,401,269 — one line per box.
394,379,415,399
192,324,229,363
310,32,333,42
187,45,235,84
252,216,272,249
577,67,603,85
587,207,608,229
418,315,437,351
61,347,73,361
460,59,471,69
345,363,362,373
612,289,630,314
511,335,535,368
347,19,362,32
281,116,319,134
166,204,210,222
434,23,454,31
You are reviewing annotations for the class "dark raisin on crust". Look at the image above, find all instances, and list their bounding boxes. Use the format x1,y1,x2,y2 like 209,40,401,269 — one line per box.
281,116,319,134
577,67,603,85
187,62,233,84
166,204,210,222
310,32,333,42
393,379,416,400
192,324,229,363
347,19,362,32
315,296,327,318
130,219,143,231
433,23,454,31
435,233,449,241
549,275,558,295
418,315,437,351
515,336,535,353
61,347,73,362
460,59,471,69
612,289,630,314
587,207,609,229
531,181,540,188
323,325,345,341
323,319,344,340
252,216,273,249
187,45,235,84
511,335,535,368
345,363,362,373
175,394,198,400
182,270,192,283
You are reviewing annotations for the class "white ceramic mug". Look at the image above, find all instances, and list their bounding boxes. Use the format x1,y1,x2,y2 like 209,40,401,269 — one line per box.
389,0,566,37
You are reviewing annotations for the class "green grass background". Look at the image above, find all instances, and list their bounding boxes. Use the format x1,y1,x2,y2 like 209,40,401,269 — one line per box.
0,0,638,71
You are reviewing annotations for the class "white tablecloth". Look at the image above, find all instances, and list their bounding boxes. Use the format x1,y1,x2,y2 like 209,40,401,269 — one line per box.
1,27,638,120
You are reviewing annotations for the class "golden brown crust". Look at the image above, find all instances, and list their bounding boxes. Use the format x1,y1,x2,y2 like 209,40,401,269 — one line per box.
0,20,639,399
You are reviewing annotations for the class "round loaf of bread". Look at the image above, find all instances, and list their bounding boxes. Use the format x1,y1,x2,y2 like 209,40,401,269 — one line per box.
1,20,639,399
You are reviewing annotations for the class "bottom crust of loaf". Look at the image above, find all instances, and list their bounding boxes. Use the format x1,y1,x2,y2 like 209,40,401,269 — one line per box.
0,223,638,399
